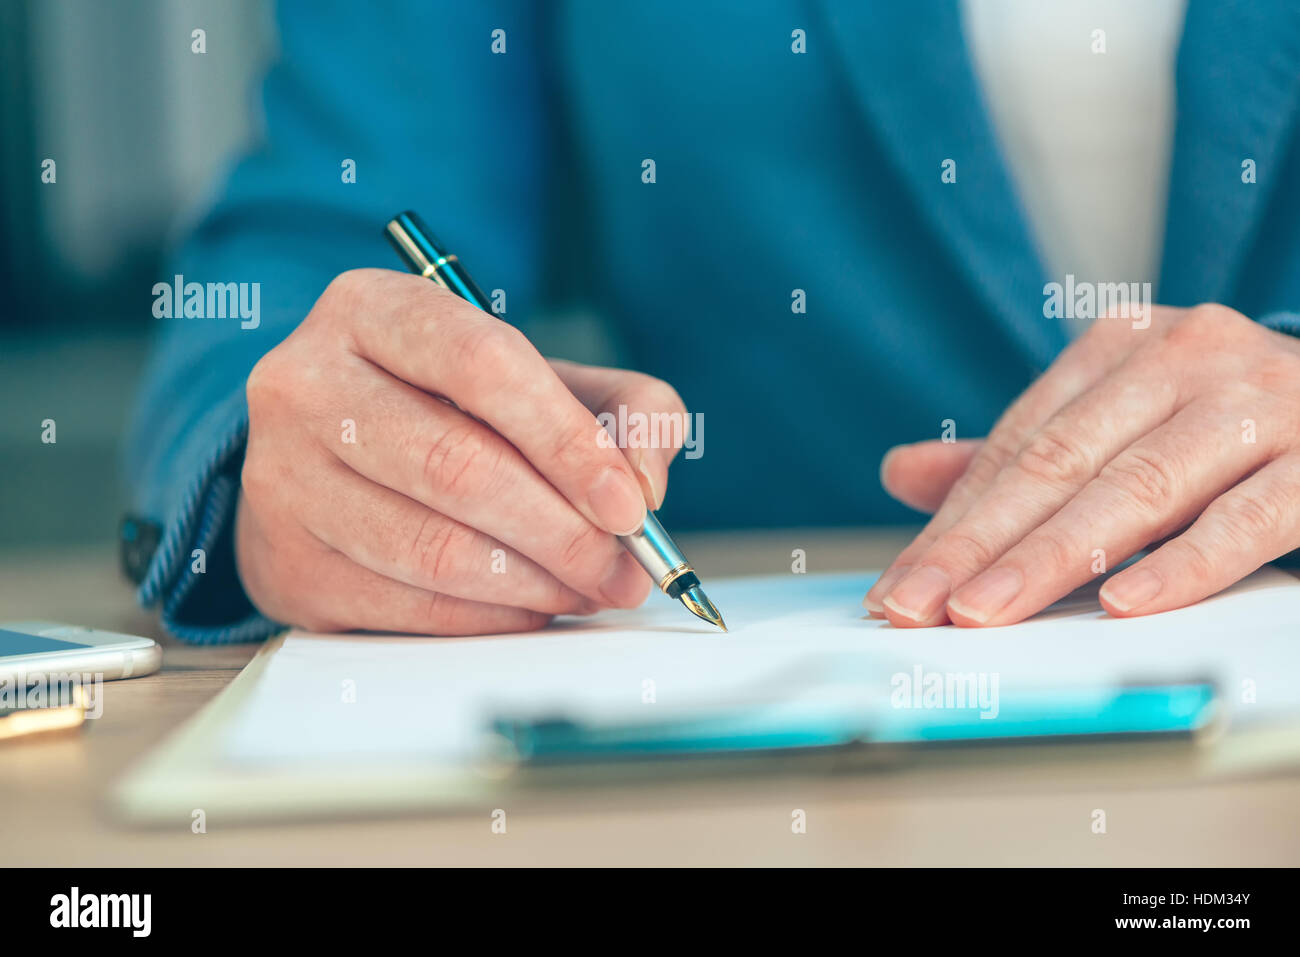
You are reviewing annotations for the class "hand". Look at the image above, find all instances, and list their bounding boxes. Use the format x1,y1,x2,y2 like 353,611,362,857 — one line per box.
865,304,1300,627
235,268,688,634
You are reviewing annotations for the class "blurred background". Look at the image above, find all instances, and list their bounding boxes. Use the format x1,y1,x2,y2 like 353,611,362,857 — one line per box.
1,0,616,558
0,0,276,552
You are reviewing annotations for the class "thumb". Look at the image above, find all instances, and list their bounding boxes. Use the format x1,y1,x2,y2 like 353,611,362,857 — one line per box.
880,439,982,514
550,359,688,511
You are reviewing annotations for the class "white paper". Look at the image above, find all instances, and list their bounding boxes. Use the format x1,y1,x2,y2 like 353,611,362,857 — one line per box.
220,567,1300,766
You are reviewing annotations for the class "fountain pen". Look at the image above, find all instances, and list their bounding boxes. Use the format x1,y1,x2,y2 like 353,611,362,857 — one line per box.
384,211,727,632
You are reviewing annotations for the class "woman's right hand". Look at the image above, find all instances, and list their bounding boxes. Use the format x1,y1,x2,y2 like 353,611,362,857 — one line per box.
234,268,688,634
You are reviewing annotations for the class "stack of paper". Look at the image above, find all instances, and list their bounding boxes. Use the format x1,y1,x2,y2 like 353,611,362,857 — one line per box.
219,568,1300,767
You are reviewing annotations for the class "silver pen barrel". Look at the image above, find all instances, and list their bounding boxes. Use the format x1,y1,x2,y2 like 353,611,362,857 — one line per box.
619,513,690,593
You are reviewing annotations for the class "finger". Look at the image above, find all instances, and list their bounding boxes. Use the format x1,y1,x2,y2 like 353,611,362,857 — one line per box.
305,554,554,636
235,503,552,636
553,360,688,510
880,354,1184,625
296,457,596,616
880,439,981,514
340,270,647,535
1099,454,1300,617
864,323,1138,614
944,401,1272,626
329,359,651,608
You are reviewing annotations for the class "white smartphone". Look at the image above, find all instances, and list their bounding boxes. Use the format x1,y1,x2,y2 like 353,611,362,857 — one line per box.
0,621,162,684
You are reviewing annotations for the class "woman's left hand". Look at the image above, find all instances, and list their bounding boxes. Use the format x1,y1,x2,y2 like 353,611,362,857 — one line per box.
865,303,1300,627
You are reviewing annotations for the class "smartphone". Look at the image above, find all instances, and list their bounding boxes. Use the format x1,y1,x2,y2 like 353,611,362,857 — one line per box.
0,622,162,684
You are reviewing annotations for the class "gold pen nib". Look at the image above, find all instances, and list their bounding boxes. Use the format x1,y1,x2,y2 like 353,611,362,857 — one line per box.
679,584,728,632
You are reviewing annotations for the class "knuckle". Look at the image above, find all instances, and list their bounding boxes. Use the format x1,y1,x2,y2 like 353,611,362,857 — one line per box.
452,322,527,378
1191,302,1245,329
891,541,934,570
245,351,289,413
420,423,500,498
324,268,366,296
931,529,1001,574
1016,429,1095,487
1024,524,1083,575
238,436,296,506
317,271,354,311
1170,303,1243,348
552,422,604,473
1164,535,1217,583
985,424,1030,463
420,591,459,632
1098,448,1180,513
555,523,609,582
964,432,1021,487
1206,490,1285,544
957,449,1003,492
321,268,382,306
882,529,939,572
549,579,582,614
413,518,475,586
238,457,276,505
315,269,370,321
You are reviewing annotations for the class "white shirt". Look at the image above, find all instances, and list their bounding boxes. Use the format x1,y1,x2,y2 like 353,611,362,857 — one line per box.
962,0,1187,334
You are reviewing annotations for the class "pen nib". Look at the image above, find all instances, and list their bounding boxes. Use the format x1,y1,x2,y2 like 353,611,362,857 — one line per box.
679,584,728,632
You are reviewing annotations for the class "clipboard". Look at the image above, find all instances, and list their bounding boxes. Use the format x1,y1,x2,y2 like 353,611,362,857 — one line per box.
111,568,1300,826
494,682,1221,763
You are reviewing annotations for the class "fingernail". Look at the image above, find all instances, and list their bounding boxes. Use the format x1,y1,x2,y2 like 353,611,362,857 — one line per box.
864,564,911,612
948,566,1023,624
599,551,646,606
587,467,646,536
634,452,663,510
1100,568,1163,612
882,565,951,622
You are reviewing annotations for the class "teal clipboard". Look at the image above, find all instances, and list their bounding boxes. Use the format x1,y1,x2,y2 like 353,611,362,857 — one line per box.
493,682,1218,764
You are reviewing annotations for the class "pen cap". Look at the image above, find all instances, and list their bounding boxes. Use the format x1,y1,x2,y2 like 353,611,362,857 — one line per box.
385,210,490,310
385,211,447,274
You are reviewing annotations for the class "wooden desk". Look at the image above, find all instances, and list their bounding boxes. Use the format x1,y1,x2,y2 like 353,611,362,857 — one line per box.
2,531,1297,866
